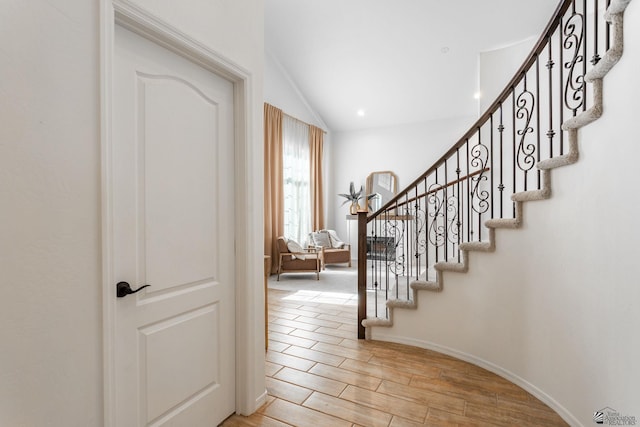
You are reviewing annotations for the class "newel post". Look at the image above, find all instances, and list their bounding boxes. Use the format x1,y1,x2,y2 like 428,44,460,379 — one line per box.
357,210,367,339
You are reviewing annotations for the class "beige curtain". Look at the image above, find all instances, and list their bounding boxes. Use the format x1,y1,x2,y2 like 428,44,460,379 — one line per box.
264,103,284,274
309,125,324,231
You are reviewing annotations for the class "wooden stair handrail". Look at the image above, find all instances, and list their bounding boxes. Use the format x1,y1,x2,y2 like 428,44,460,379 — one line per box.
389,168,490,210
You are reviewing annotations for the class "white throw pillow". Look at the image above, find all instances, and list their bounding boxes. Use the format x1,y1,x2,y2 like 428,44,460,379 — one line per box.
327,229,346,249
286,239,306,260
310,231,332,248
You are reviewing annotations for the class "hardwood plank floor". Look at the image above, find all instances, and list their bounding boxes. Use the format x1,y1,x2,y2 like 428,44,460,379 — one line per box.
222,288,567,426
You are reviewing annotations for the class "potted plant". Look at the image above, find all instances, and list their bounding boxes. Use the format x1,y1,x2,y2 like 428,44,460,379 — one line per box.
338,182,375,214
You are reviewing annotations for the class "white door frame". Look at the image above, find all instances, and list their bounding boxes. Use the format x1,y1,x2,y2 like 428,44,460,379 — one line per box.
100,1,264,425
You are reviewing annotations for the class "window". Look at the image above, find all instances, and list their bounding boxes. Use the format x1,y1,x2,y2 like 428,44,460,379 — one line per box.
282,115,310,245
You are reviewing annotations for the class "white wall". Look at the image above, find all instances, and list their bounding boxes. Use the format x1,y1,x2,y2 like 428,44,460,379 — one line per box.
478,36,536,113
370,1,640,424
0,1,264,425
329,117,474,241
265,51,327,130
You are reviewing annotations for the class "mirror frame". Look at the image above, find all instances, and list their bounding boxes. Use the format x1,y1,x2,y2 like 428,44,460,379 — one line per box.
366,171,398,212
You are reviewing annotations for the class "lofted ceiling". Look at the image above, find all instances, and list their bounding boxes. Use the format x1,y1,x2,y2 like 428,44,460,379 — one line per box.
265,0,561,132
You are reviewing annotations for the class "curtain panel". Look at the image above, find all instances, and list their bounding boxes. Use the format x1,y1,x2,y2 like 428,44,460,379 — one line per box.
264,103,284,274
264,103,325,274
309,125,324,231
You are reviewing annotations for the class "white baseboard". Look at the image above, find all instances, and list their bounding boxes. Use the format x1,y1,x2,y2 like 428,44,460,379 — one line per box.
369,332,582,427
254,389,268,411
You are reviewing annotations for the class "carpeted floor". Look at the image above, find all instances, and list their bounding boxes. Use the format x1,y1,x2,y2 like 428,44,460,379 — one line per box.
268,265,358,295
268,264,392,318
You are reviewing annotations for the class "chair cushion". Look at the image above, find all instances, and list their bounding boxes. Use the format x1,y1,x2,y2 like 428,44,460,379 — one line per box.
286,239,306,260
309,230,332,248
327,229,345,249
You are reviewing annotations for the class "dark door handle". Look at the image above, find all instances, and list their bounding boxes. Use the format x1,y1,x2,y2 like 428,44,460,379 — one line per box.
116,281,150,298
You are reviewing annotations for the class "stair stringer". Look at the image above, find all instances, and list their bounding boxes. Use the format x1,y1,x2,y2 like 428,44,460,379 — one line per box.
362,0,631,331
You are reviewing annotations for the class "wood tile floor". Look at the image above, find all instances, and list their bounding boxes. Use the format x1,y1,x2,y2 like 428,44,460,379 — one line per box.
222,288,568,427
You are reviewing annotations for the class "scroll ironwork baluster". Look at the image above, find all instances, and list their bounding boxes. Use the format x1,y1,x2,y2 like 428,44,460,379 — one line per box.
516,74,536,192
563,5,585,117
471,128,489,238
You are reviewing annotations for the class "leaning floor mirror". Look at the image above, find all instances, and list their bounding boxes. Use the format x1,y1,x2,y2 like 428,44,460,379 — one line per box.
366,171,398,213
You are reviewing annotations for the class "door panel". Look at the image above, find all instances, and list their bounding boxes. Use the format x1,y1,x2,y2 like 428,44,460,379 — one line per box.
140,305,219,422
113,25,235,427
142,76,218,291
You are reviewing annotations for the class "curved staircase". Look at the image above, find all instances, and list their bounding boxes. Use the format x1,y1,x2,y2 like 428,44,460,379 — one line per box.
358,0,636,424
363,0,633,328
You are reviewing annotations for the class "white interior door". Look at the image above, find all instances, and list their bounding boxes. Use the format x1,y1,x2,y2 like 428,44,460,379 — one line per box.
112,25,235,426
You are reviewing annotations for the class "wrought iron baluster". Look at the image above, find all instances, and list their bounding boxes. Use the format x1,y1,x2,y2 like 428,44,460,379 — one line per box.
559,17,565,154
386,199,404,288
405,192,410,294
380,214,391,300
370,223,378,317
498,104,505,218
455,150,462,262
490,115,495,220
470,128,490,239
563,5,585,117
414,185,420,282
606,0,611,51
547,38,556,158
443,160,449,259
592,0,601,65
466,140,472,240
516,74,536,193
535,56,541,189
422,178,428,281
434,169,440,262
582,0,587,112
512,86,516,210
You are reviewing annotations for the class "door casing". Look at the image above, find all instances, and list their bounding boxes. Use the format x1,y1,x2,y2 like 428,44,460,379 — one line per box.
100,1,265,425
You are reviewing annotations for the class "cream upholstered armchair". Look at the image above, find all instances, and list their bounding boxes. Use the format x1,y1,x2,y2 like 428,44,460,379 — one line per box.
275,236,322,280
308,230,351,269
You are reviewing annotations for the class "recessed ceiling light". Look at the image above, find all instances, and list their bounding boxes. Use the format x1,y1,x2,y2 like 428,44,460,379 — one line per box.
473,92,481,99
357,109,365,117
